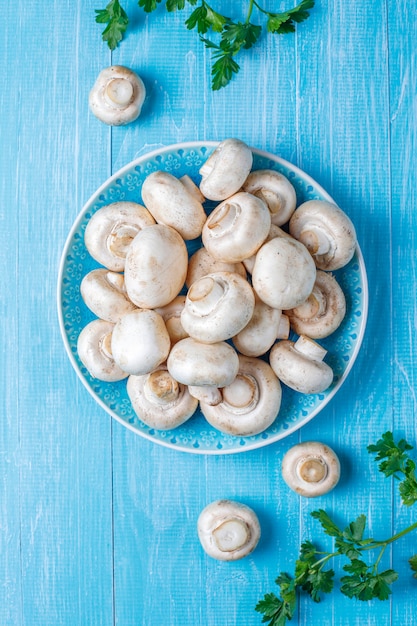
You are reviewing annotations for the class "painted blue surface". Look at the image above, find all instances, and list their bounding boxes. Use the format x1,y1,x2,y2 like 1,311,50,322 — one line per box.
1,1,416,624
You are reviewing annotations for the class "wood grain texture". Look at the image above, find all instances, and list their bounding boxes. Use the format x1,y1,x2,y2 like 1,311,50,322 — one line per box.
1,0,417,624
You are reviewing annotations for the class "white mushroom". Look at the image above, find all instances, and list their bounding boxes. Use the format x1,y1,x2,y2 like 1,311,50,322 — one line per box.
285,270,346,339
186,247,246,288
126,365,198,430
141,170,207,240
197,500,261,561
154,296,188,345
281,441,341,497
111,309,170,376
84,201,156,272
199,138,253,201
80,268,137,322
124,224,188,309
289,200,357,270
242,224,291,275
201,191,271,263
77,319,128,382
180,271,255,344
89,65,146,126
167,337,239,405
233,295,290,357
242,169,297,226
252,234,316,310
269,335,334,394
200,355,282,436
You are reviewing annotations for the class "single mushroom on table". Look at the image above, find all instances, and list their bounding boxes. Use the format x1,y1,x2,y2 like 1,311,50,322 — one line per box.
199,138,253,201
242,169,297,226
281,441,341,497
269,335,334,394
80,268,137,323
141,170,207,240
200,355,282,436
180,271,255,344
126,365,198,430
89,65,146,126
201,191,271,264
84,201,156,272
197,499,261,561
77,319,128,382
289,199,357,270
124,223,188,309
167,336,240,406
285,270,346,339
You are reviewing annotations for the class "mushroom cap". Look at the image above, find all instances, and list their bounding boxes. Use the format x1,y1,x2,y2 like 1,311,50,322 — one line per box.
77,319,128,382
126,366,198,430
84,201,156,272
180,271,255,344
89,65,146,126
141,170,207,240
285,270,346,338
154,296,188,345
199,138,253,201
201,191,271,263
289,200,357,270
124,224,188,309
281,441,341,497
200,355,282,436
252,235,317,310
197,499,261,561
242,224,290,274
111,309,170,376
186,247,246,289
242,169,297,226
269,336,334,394
167,337,239,387
80,268,137,322
233,295,285,357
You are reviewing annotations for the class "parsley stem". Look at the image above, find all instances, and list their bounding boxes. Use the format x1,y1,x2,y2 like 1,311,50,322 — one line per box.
246,0,255,23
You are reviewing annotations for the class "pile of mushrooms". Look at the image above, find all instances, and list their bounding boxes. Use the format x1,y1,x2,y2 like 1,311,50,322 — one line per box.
77,138,358,437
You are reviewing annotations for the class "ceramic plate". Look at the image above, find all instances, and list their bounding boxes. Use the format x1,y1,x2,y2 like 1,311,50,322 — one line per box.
57,141,368,454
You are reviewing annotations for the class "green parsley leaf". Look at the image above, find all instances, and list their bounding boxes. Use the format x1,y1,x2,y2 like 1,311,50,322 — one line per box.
186,2,227,34
222,21,262,50
95,0,129,50
255,575,296,626
138,0,162,12
409,554,417,578
266,0,315,35
310,509,343,538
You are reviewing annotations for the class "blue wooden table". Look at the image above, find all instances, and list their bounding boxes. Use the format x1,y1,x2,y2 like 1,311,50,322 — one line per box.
1,1,416,624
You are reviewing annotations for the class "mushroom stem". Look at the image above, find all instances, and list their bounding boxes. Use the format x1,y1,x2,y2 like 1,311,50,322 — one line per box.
294,335,327,361
187,276,225,315
108,222,140,257
212,518,250,552
299,226,331,255
98,330,114,360
207,202,239,233
105,78,134,108
222,374,259,412
144,370,180,404
188,385,223,406
296,456,328,483
292,290,326,320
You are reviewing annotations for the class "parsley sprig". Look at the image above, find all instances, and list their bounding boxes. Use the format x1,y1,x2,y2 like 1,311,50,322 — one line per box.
95,0,315,90
256,432,417,625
